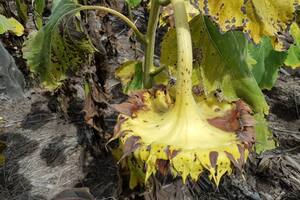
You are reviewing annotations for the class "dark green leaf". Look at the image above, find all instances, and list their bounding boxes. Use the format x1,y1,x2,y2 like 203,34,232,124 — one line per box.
248,37,287,90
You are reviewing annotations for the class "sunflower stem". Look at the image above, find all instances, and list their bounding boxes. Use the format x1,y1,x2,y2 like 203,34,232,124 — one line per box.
143,0,161,88
171,0,194,105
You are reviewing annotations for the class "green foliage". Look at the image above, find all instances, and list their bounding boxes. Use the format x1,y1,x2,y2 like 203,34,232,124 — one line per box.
52,0,64,11
16,0,28,23
23,0,95,89
285,23,300,69
0,14,24,36
126,0,142,8
248,37,287,90
33,0,46,29
254,114,276,153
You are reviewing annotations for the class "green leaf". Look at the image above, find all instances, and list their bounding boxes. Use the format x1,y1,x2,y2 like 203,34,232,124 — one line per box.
23,0,95,89
115,61,143,94
16,0,28,23
0,14,24,36
285,23,300,69
126,0,142,8
52,0,64,11
254,114,276,153
248,37,287,90
161,15,269,114
33,0,46,29
199,17,269,114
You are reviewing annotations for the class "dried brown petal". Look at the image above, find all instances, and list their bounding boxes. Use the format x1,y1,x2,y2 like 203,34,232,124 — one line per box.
224,151,242,171
156,159,170,175
209,151,219,168
207,110,240,132
164,146,180,159
120,136,141,161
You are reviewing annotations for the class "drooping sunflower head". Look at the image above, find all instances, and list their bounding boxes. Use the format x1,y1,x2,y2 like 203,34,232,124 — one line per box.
112,87,255,188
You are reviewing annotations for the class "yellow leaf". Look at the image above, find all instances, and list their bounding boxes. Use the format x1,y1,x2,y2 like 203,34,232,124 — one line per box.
115,61,137,86
0,14,24,36
199,0,299,51
115,61,143,93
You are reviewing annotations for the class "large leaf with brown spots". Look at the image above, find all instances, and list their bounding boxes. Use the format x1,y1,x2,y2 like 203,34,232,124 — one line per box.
199,0,299,51
23,0,95,89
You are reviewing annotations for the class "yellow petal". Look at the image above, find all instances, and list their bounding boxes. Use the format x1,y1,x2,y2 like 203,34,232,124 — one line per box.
115,89,255,187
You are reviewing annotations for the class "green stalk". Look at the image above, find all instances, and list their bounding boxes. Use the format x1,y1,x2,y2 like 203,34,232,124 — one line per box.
143,0,161,88
171,0,193,105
